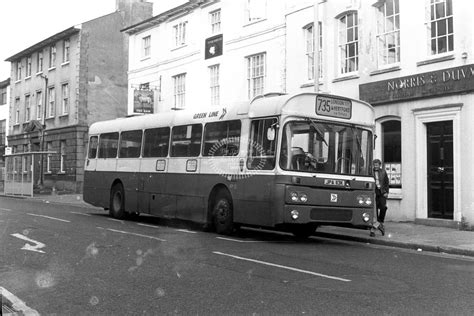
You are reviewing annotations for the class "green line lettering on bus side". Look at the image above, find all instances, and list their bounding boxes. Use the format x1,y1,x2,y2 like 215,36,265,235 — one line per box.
193,112,207,119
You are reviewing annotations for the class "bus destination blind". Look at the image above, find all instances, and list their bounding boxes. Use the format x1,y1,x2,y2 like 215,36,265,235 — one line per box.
315,96,352,119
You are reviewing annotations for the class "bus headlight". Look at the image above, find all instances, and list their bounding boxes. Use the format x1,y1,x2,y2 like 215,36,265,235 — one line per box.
290,210,299,220
299,194,308,203
290,192,299,202
365,197,373,206
362,212,370,222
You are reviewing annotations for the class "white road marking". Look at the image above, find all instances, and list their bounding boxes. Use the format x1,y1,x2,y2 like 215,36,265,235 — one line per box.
176,229,198,234
136,224,198,234
11,233,46,253
97,227,166,241
213,251,351,282
216,237,266,243
108,218,124,223
136,223,160,229
27,213,70,223
70,211,92,217
0,208,13,212
0,287,39,315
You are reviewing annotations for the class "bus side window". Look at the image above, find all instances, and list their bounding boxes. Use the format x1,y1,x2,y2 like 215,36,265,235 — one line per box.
98,132,119,159
203,120,241,156
119,130,142,158
88,136,98,159
143,127,170,158
171,124,203,157
247,118,278,170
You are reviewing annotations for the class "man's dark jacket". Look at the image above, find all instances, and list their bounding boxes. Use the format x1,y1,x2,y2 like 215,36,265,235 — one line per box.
375,168,390,195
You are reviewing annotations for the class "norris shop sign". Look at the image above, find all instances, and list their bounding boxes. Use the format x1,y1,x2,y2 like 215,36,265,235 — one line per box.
359,64,474,105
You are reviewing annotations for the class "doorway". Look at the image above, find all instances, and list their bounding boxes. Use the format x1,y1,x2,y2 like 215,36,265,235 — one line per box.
426,121,453,219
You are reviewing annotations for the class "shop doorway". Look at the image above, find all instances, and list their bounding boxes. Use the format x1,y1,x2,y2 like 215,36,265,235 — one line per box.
426,121,454,219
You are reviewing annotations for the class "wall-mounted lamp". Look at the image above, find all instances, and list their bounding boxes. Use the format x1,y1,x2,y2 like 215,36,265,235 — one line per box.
461,52,468,59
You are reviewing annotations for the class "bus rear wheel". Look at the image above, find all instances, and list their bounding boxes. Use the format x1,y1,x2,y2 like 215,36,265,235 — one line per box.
109,183,126,219
213,191,234,235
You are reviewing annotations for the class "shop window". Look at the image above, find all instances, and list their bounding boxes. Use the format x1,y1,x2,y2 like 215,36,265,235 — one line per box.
382,120,401,188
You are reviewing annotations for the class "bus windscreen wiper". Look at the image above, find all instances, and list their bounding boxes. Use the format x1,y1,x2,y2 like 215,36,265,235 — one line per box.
307,118,328,147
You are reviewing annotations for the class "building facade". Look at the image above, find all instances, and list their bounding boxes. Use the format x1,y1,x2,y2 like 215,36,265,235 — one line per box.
123,0,473,228
0,78,10,191
6,0,152,193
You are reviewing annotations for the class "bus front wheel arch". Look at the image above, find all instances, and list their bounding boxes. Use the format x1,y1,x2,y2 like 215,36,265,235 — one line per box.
109,182,126,219
211,189,234,235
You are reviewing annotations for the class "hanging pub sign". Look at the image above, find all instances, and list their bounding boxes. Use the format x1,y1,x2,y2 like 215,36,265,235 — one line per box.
133,89,154,114
205,34,223,59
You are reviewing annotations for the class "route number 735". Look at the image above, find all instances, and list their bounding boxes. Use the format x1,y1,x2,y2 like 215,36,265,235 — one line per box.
317,98,331,113
315,95,352,119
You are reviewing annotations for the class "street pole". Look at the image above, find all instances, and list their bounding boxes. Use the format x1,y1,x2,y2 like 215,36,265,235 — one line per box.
314,0,320,93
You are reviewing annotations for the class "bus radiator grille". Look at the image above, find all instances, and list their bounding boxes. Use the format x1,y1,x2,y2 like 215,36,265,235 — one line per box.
310,208,353,222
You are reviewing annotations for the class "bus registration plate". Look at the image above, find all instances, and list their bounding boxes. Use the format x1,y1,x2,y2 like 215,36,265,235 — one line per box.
324,179,345,186
316,96,352,119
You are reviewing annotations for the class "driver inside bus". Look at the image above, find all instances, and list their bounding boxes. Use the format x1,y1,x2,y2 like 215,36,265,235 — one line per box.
291,147,317,171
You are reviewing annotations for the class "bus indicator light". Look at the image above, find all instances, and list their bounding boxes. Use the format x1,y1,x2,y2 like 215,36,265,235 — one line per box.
290,192,299,202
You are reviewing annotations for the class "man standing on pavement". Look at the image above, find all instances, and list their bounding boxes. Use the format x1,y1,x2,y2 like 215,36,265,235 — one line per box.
370,158,390,237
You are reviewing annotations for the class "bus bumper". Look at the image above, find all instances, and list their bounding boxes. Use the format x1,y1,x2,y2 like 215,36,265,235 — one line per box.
283,205,373,228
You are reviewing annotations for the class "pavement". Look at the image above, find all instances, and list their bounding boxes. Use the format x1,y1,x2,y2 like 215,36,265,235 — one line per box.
3,193,474,258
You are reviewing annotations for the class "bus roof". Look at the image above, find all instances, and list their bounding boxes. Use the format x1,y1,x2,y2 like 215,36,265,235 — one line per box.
88,92,375,134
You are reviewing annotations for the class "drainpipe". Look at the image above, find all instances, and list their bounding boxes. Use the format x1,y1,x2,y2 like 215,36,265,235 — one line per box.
39,74,48,186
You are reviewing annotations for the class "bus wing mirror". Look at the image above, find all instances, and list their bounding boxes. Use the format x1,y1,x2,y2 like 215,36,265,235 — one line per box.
267,127,276,141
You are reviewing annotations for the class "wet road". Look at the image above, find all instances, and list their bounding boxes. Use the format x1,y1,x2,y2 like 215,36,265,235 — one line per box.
1,196,473,315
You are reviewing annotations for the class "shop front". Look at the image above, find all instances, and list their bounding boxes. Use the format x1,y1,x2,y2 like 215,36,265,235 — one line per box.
359,64,474,227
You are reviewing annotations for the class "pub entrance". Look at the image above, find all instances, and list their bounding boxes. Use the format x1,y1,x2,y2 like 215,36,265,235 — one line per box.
426,121,454,219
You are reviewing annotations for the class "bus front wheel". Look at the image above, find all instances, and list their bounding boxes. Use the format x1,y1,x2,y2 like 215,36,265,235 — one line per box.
109,183,126,219
213,191,234,235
